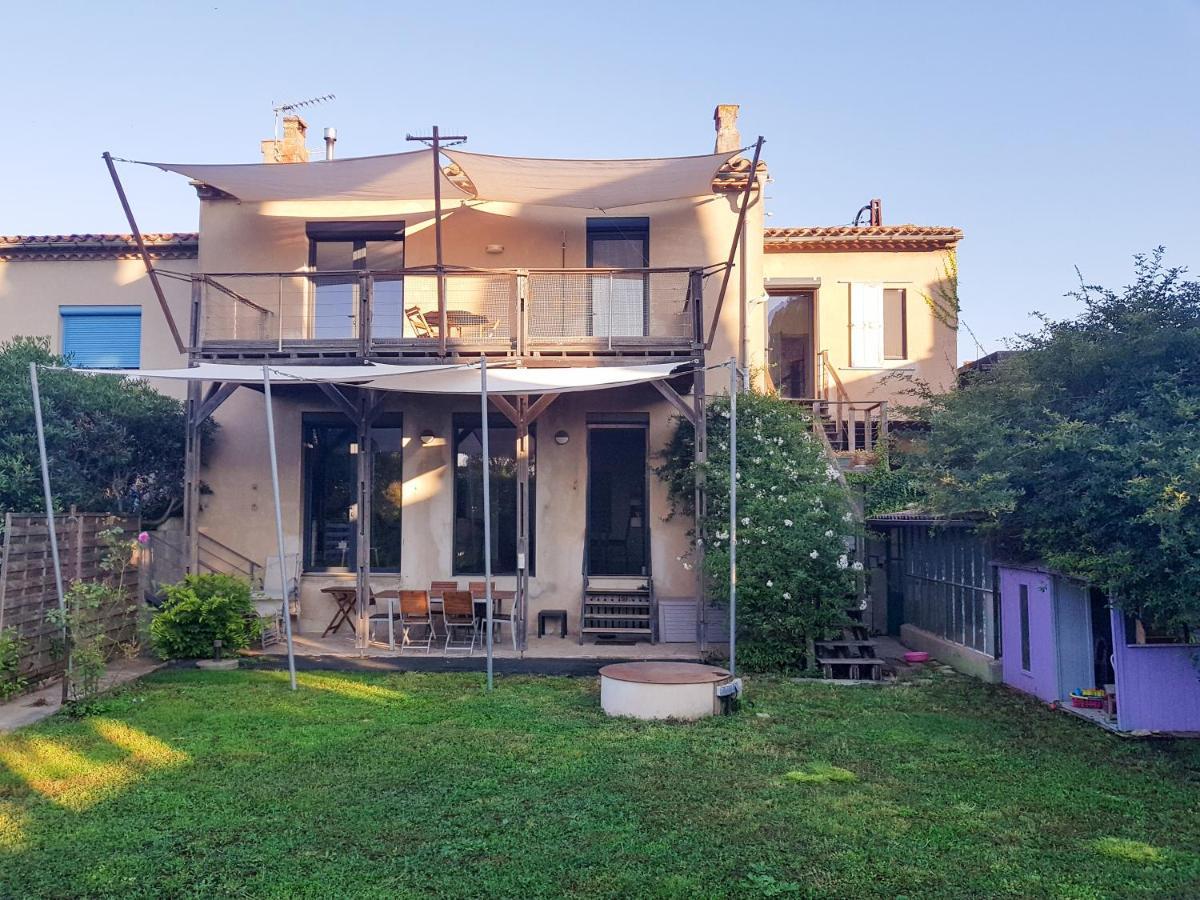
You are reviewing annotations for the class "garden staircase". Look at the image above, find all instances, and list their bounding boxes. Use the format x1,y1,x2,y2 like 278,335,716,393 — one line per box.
579,576,656,644
815,610,882,681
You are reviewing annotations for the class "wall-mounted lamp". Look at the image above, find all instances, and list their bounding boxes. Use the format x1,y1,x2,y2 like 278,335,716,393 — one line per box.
348,442,358,455
420,429,437,447
554,430,570,446
485,244,504,254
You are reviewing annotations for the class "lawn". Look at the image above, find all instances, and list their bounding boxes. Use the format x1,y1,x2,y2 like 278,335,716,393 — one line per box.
0,668,1197,899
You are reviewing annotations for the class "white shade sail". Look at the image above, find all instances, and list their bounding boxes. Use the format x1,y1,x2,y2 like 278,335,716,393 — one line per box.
134,151,472,203
131,147,741,208
444,149,741,209
65,361,688,394
361,362,684,394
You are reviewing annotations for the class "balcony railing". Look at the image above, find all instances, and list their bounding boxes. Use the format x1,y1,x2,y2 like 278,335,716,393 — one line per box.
190,266,702,358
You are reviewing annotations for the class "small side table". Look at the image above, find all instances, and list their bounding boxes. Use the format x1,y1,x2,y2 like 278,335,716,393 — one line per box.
538,608,568,639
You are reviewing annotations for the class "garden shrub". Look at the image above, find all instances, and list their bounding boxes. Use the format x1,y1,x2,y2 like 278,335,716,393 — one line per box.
0,627,27,701
656,390,860,671
150,573,259,660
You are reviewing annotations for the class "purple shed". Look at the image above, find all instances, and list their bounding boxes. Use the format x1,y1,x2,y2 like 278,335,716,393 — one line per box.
997,563,1200,736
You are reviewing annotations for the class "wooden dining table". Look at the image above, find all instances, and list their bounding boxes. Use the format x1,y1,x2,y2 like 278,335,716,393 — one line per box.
423,309,494,337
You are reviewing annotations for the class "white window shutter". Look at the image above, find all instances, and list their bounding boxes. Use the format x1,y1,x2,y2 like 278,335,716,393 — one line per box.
850,283,884,367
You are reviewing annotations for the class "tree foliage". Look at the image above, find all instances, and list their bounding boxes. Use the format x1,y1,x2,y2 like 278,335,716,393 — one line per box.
903,251,1200,627
656,390,860,671
0,337,195,524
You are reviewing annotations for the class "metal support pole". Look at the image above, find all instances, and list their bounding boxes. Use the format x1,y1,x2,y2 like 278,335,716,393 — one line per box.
432,126,448,358
515,396,530,652
354,392,373,653
706,137,765,351
29,364,69,703
183,381,202,574
481,358,494,689
102,152,186,354
728,357,738,677
262,367,297,690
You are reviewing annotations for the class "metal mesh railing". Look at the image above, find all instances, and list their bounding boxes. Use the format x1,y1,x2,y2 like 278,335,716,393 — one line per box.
526,270,691,343
197,268,696,351
386,272,516,344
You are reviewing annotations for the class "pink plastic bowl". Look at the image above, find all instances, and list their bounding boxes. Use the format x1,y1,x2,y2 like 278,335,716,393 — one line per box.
904,651,930,664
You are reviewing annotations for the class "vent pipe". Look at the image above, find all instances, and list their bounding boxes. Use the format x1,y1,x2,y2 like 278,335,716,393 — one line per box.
324,127,337,160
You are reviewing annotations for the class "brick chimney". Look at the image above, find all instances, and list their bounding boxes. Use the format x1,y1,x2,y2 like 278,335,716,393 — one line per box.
714,104,740,154
261,115,310,163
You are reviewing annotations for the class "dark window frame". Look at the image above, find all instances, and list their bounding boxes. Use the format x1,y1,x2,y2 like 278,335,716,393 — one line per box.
451,413,536,577
1019,583,1032,672
586,218,650,338
301,412,404,574
585,418,651,578
883,287,908,360
764,289,816,399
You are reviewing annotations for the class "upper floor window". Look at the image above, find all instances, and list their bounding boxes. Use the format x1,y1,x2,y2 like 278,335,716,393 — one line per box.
849,283,908,366
307,221,405,339
586,218,648,337
883,288,907,359
766,291,814,399
59,306,141,369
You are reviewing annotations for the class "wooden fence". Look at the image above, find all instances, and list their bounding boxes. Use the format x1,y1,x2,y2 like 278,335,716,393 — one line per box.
0,512,141,683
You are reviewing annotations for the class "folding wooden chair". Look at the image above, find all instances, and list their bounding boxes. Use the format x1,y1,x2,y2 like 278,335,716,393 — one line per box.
442,590,478,655
428,580,458,638
398,590,435,653
470,581,518,649
405,305,435,338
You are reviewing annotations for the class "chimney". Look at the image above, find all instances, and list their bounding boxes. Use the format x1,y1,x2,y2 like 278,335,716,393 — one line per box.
870,198,883,226
260,115,310,163
714,104,740,154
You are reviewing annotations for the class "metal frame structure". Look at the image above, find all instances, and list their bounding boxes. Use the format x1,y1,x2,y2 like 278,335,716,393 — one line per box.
90,129,770,686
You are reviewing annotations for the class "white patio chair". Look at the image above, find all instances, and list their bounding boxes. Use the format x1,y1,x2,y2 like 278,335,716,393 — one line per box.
252,552,301,647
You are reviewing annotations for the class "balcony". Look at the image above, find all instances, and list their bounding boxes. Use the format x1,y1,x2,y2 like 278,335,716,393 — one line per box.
190,267,703,361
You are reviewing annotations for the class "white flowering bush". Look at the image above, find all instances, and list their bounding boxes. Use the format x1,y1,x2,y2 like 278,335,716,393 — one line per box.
656,390,860,671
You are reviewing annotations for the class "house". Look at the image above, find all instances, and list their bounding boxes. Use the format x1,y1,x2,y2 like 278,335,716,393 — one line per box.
0,105,962,655
998,563,1200,736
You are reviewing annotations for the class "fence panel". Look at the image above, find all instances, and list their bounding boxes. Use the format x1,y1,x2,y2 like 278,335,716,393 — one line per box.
893,522,997,656
0,513,140,683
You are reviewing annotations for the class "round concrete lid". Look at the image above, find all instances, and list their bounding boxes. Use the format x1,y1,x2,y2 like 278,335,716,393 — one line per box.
599,662,731,685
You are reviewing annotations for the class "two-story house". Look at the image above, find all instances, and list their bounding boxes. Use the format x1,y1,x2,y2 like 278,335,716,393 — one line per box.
0,104,960,655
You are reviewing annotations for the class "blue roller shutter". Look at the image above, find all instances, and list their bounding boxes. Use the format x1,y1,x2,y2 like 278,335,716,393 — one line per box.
60,306,142,368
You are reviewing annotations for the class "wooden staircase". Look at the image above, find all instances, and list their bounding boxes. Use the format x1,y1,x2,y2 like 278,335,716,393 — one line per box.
579,577,655,644
815,611,882,681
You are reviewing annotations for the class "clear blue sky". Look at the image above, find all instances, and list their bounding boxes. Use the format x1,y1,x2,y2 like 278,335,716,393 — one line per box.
2,1,1197,358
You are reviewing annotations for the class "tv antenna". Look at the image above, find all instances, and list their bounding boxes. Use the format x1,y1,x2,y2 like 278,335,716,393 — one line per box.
270,94,335,154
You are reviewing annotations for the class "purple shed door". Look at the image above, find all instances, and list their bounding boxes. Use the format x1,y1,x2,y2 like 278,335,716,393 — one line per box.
999,567,1059,703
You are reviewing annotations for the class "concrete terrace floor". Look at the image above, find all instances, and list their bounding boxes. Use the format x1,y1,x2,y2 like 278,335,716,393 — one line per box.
245,629,708,662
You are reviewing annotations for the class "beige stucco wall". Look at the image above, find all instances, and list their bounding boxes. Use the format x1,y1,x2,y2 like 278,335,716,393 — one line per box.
760,248,959,404
199,384,694,636
0,257,195,396
190,177,761,637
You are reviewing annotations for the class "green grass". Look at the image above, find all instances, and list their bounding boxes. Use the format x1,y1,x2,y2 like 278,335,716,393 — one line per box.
0,668,1198,899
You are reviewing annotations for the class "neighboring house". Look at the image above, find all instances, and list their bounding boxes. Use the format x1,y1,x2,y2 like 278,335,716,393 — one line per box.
0,105,962,652
0,234,197,395
761,217,961,451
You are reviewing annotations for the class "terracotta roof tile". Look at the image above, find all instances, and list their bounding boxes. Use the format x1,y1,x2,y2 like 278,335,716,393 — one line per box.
0,232,198,262
764,224,962,253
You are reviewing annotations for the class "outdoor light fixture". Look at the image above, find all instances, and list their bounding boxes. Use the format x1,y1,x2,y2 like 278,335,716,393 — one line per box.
420,429,437,446
348,442,358,455
554,430,570,446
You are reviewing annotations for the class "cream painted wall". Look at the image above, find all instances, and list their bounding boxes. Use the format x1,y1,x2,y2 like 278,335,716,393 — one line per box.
761,248,959,404
198,384,694,636
192,178,761,636
0,257,195,397
197,187,760,365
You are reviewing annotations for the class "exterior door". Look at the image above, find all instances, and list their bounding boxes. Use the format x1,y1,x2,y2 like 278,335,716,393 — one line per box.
587,425,649,576
766,292,814,398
